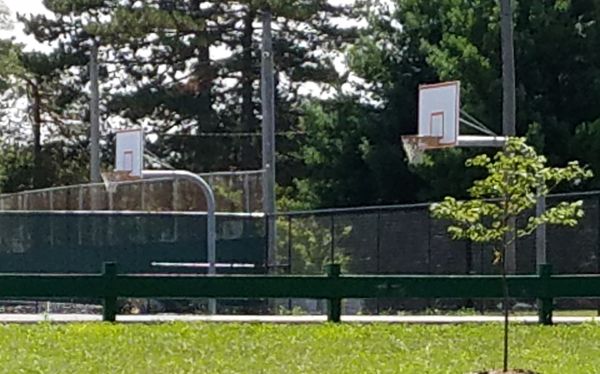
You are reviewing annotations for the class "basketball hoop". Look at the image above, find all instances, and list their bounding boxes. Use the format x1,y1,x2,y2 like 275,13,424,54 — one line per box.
101,171,140,194
401,80,507,165
401,135,443,165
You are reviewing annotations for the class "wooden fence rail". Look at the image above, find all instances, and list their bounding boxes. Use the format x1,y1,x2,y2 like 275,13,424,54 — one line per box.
0,263,597,324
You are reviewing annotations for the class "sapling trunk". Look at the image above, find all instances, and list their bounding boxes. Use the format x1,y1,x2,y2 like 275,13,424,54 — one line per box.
501,187,510,373
501,249,509,372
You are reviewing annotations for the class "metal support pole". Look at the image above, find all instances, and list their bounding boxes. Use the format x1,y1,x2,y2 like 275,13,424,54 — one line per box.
243,173,250,213
500,0,517,274
141,182,146,211
376,211,381,314
330,215,335,263
142,170,217,314
325,264,341,323
261,9,277,266
287,216,292,274
78,186,83,245
537,264,553,325
535,190,547,265
500,0,516,137
102,262,118,322
89,42,101,183
597,195,600,316
287,216,293,311
172,178,179,211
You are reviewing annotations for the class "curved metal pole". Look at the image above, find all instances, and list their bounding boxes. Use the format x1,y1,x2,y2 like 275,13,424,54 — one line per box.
142,170,217,314
141,170,216,276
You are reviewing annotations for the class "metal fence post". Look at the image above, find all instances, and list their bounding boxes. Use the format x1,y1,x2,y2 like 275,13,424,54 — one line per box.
537,264,553,325
287,216,293,310
330,215,335,263
264,214,270,272
376,211,381,314
141,181,146,211
243,173,250,213
325,264,341,323
597,194,600,316
102,262,118,322
287,216,292,273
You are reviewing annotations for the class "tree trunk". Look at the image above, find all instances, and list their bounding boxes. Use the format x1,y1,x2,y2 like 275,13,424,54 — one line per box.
501,187,511,372
501,250,510,373
240,7,257,169
30,81,43,188
196,47,212,127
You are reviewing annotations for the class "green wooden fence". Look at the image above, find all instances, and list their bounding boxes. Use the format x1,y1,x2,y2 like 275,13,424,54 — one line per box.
0,263,598,324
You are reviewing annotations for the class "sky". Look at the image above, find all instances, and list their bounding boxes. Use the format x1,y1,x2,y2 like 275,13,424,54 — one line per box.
4,0,47,14
0,0,50,50
0,0,362,52
0,0,371,141
0,0,370,102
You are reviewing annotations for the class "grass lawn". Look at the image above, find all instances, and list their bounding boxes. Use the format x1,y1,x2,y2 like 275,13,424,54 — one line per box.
0,323,598,373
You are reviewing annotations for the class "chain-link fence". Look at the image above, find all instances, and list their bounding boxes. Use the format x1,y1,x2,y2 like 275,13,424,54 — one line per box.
272,191,600,314
199,170,263,212
0,170,265,314
0,183,599,315
0,210,267,314
0,211,266,273
0,170,263,213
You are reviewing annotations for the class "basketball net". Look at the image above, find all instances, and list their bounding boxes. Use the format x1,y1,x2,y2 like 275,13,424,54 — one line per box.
401,136,427,165
101,171,140,194
401,134,447,165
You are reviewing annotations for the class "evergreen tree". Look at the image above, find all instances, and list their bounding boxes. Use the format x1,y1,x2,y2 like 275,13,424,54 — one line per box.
22,0,359,176
0,37,89,188
0,0,92,188
347,0,600,201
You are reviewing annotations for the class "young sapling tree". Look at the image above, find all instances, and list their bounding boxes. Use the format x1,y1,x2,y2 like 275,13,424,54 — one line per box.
430,137,592,373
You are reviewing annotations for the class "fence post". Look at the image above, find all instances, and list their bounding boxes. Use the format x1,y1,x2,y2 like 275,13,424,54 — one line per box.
537,264,553,325
102,262,118,322
325,264,341,323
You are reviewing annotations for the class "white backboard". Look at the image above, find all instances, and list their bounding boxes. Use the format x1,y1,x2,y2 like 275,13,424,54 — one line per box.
418,81,460,147
115,129,144,177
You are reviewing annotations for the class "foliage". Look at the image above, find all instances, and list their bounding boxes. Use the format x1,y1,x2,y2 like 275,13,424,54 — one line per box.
23,0,359,176
430,137,591,371
570,118,600,189
3,0,600,210
431,138,592,249
275,215,352,274
411,147,486,201
0,323,599,372
347,0,600,204
0,142,90,193
287,98,421,208
364,0,600,142
0,28,90,188
211,181,245,212
0,145,34,192
275,196,353,273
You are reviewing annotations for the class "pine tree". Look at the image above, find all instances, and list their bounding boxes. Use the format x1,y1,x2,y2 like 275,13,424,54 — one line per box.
21,0,359,176
0,36,89,188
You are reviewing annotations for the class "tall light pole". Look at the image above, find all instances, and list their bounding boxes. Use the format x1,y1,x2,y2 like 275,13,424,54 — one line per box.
261,9,277,265
90,41,101,183
500,0,517,274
